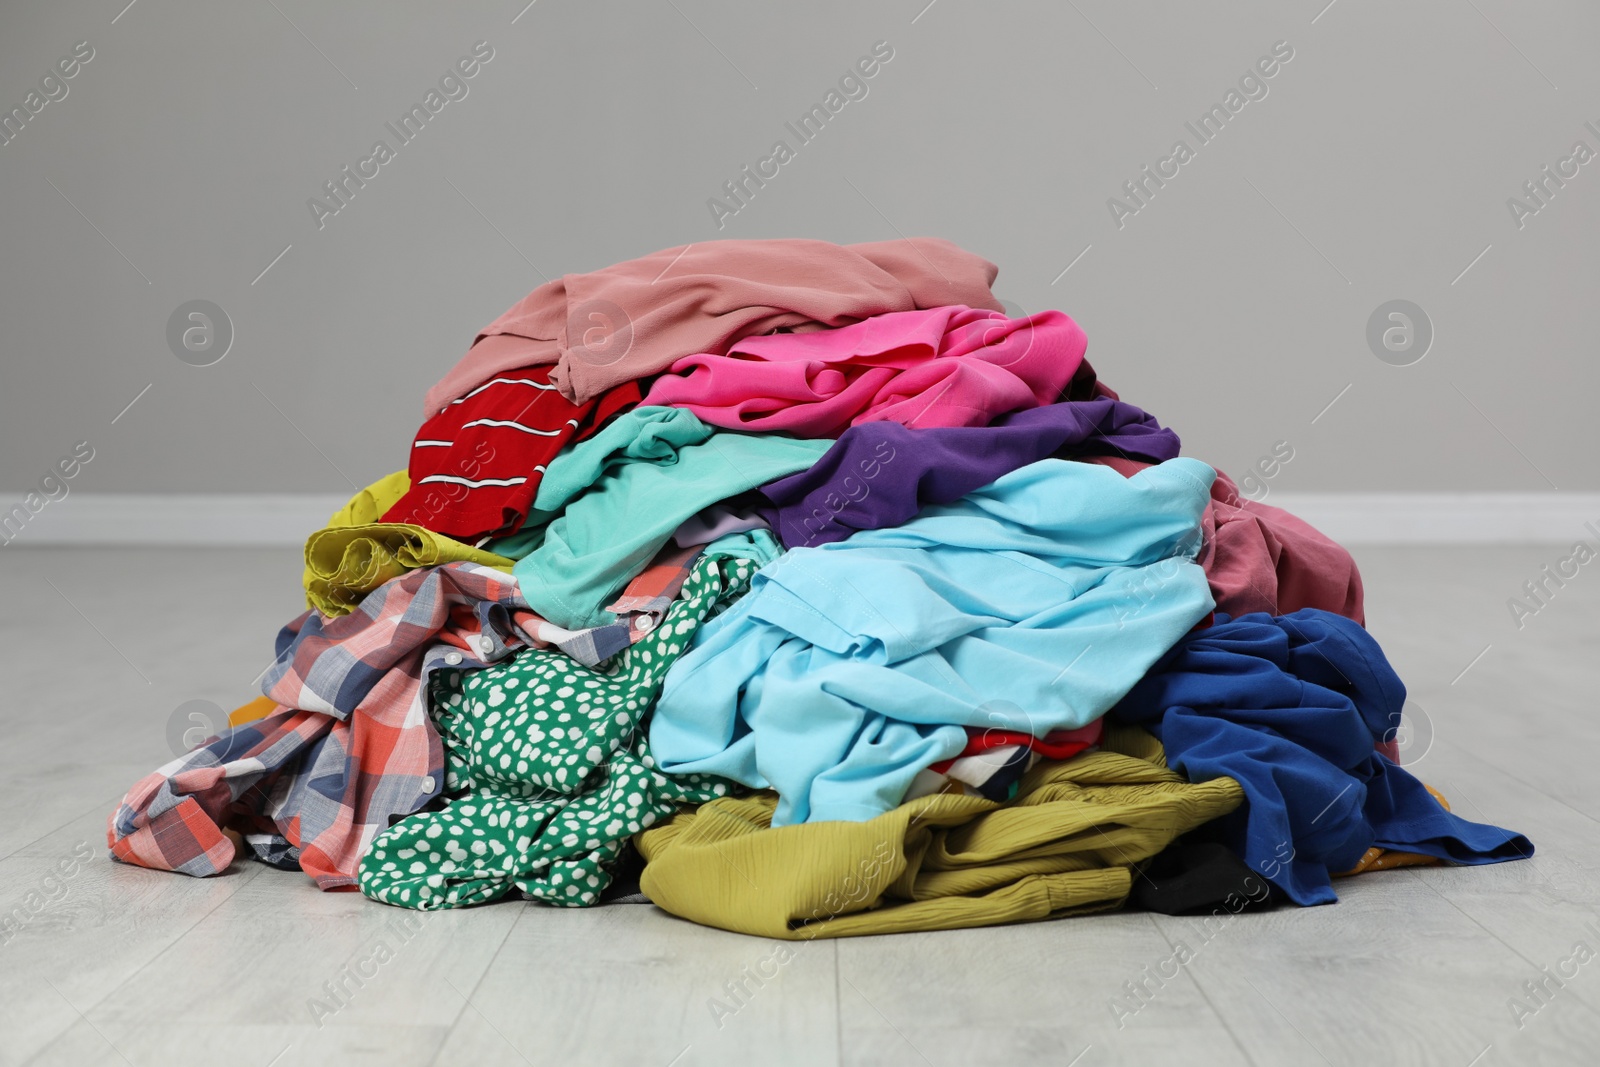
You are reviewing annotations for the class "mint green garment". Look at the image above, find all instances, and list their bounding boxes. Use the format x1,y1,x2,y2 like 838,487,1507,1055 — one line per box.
491,407,828,630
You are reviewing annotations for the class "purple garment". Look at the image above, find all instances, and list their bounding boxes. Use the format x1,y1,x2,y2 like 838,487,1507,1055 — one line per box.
758,399,1181,548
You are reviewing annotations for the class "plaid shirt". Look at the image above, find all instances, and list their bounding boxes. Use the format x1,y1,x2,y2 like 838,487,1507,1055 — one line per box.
108,548,705,889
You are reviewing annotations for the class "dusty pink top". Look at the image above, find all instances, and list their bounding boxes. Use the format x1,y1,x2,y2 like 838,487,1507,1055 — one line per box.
1086,456,1366,627
424,237,1002,412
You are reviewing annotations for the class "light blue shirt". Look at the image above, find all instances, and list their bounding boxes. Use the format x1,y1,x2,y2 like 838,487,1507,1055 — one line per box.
650,457,1218,825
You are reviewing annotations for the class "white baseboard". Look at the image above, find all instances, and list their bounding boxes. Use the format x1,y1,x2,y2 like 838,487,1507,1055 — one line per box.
0,492,1596,547
0,493,349,547
1266,492,1600,545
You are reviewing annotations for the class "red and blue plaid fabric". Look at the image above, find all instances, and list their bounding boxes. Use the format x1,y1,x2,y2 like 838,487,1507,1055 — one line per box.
109,709,350,884
586,541,702,648
108,548,712,888
110,562,529,888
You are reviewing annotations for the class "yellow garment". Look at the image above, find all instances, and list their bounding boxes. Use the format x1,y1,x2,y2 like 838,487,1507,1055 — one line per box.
1336,846,1442,876
636,722,1244,939
227,695,279,728
1335,784,1451,877
301,470,516,616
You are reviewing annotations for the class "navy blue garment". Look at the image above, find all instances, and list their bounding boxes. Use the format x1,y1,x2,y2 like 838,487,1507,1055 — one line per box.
1110,609,1531,905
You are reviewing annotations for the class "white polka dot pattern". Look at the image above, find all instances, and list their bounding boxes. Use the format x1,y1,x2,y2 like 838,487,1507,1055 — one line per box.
358,553,755,909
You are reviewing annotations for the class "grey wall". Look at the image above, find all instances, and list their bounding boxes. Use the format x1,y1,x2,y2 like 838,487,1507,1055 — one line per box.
2,0,1595,499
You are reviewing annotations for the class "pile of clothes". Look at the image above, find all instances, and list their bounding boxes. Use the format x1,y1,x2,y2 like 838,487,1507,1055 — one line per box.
108,238,1530,937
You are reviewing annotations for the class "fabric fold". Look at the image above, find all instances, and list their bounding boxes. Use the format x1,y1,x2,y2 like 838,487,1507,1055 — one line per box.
1109,608,1531,905
301,470,514,617
650,457,1218,827
489,407,828,631
426,237,1003,410
358,540,767,909
1081,457,1365,624
643,306,1087,437
757,397,1181,548
635,722,1244,938
382,366,642,540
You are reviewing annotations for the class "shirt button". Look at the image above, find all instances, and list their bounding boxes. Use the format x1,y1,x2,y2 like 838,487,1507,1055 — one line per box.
422,775,437,793
634,615,655,633
444,651,463,666
477,635,495,656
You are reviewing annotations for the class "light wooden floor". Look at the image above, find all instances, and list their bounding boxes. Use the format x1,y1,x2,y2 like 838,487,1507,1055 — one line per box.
2,545,1597,1066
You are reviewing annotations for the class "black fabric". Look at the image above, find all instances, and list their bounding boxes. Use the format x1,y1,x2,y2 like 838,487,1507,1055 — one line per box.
1129,840,1279,915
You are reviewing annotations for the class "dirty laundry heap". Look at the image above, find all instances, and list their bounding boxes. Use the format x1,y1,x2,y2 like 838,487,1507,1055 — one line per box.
107,235,1530,943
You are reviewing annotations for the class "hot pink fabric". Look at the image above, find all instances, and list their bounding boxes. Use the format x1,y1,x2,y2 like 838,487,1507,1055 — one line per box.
641,306,1087,437
424,238,1003,412
1086,457,1365,625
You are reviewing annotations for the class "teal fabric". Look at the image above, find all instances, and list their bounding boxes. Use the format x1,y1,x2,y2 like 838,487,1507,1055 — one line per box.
650,457,1220,827
492,407,828,630
695,528,785,568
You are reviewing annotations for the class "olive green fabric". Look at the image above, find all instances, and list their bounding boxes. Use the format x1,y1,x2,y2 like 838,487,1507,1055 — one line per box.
302,470,515,616
635,722,1245,938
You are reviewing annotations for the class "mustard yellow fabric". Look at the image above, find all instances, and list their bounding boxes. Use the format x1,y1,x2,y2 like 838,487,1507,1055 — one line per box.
302,471,516,616
636,722,1244,939
1336,784,1451,877
1336,846,1442,876
227,695,279,728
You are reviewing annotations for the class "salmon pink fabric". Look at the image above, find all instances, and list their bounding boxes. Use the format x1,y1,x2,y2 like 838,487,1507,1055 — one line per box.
642,306,1087,437
425,237,1003,412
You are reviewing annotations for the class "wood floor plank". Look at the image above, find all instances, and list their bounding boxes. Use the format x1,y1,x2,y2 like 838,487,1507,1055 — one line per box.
835,913,1249,1067
86,866,522,1035
428,905,840,1067
1387,740,1600,1060
27,1021,449,1067
0,810,265,1067
1148,873,1600,1067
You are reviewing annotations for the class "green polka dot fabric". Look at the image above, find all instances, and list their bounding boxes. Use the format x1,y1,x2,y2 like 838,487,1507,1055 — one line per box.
357,550,756,910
